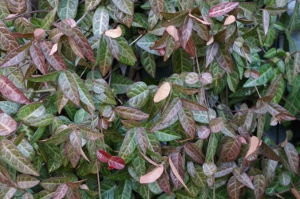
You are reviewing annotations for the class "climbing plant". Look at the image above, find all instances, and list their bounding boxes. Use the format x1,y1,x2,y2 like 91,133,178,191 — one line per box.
0,0,299,198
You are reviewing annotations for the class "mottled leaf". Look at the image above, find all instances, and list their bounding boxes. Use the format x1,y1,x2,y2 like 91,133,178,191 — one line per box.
215,49,233,73
112,0,133,15
40,41,67,71
254,174,266,199
178,108,196,138
58,0,78,20
0,42,30,68
209,2,239,18
58,71,80,106
0,113,17,136
140,49,156,78
97,35,113,77
93,6,109,36
232,167,254,189
284,142,299,174
154,82,171,103
227,176,241,199
0,21,19,51
6,0,27,14
114,106,149,120
17,174,40,189
140,165,164,184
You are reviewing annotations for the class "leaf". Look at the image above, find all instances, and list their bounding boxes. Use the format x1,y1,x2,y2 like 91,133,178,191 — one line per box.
181,16,193,48
97,36,113,77
40,41,67,71
154,129,181,141
169,153,191,194
114,6,133,28
30,42,48,74
243,64,274,87
111,74,133,94
0,113,17,136
232,167,254,189
105,36,119,60
181,98,208,111
0,42,30,68
72,72,95,111
137,33,160,55
112,0,133,15
173,48,193,74
0,185,17,199
17,103,45,120
105,26,122,38
203,162,217,177
157,170,172,194
0,139,39,176
149,0,164,17
0,1,10,20
224,15,236,25
114,106,149,120
58,0,78,20
6,0,27,14
17,174,40,189
116,37,137,66
69,130,89,161
245,136,261,159
178,108,196,138
78,126,103,140
41,8,57,30
218,138,241,162
0,76,30,104
0,101,20,115
23,114,54,127
260,142,280,161
227,176,241,199
93,6,109,36
118,128,137,161
140,49,156,78
254,174,266,199
40,177,72,191
227,68,239,92
108,156,126,170
193,108,217,123
284,142,299,174
209,2,239,18
206,42,219,67
184,143,204,164
209,118,224,133
0,21,19,51
153,82,171,103
140,165,164,184
262,10,270,35
14,17,34,34
215,49,233,73
52,183,68,199
187,162,206,188
136,127,148,154
58,71,80,106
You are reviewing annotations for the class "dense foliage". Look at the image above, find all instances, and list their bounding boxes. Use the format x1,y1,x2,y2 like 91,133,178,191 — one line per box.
0,0,299,198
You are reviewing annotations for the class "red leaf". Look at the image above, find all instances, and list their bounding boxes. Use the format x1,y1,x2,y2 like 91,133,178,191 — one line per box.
209,2,239,18
96,150,111,163
169,152,184,190
0,42,31,68
181,17,193,49
108,156,125,170
114,106,149,120
0,76,30,104
157,170,172,194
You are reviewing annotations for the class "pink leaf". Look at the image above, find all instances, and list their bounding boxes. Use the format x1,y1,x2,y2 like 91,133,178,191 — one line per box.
209,2,239,18
108,156,125,170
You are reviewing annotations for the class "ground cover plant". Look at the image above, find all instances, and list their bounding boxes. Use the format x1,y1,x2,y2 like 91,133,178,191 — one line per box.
0,0,299,198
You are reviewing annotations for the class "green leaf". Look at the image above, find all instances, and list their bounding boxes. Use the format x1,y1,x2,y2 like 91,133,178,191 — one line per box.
24,114,54,127
41,8,57,30
111,74,134,94
178,108,196,138
57,0,78,20
16,139,35,161
0,101,20,115
17,174,40,189
140,49,156,78
206,133,220,162
154,129,181,141
118,128,137,162
243,64,274,87
187,162,206,188
93,79,117,105
101,180,117,199
137,33,160,55
227,67,239,92
114,106,149,120
284,143,299,174
58,71,80,106
97,35,113,77
72,72,95,111
112,0,134,15
40,177,72,192
215,49,233,73
0,1,10,20
0,42,31,68
127,82,150,108
0,21,19,51
133,13,148,29
0,139,39,176
14,17,34,34
93,6,109,36
116,37,137,66
17,103,45,121
173,48,193,73
192,108,216,124
115,179,132,199
0,185,17,199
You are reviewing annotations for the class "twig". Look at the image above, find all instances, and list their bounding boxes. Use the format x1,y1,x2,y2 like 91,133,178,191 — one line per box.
129,34,143,46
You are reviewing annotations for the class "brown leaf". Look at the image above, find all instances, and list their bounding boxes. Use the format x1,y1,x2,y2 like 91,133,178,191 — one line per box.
114,106,149,120
184,143,204,164
67,37,85,59
153,82,171,103
0,76,30,104
53,183,68,199
206,42,218,67
104,26,122,38
6,0,27,14
218,138,241,162
209,2,239,18
209,118,224,133
157,170,172,195
136,127,148,154
0,21,19,51
169,152,184,190
166,26,179,42
30,42,48,74
139,165,164,184
181,98,208,111
0,42,31,68
254,175,266,199
260,142,280,161
40,41,67,71
178,107,196,138
215,48,233,73
227,176,241,199
62,18,77,28
181,16,193,48
65,142,81,168
284,142,299,174
291,188,300,199
232,167,255,190
206,35,214,46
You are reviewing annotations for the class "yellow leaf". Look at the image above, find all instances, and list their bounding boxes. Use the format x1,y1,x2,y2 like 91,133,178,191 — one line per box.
104,26,122,38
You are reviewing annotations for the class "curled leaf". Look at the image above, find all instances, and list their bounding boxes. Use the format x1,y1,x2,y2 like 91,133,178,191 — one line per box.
140,165,164,184
105,26,122,38
153,82,171,103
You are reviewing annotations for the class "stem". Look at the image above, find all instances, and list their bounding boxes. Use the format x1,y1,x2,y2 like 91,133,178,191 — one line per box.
5,62,30,77
129,34,143,46
1,10,51,21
